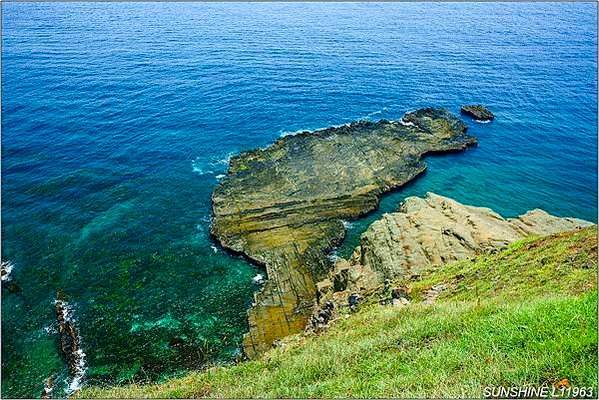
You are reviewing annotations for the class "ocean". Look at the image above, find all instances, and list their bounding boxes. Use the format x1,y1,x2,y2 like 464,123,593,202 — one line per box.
2,2,597,397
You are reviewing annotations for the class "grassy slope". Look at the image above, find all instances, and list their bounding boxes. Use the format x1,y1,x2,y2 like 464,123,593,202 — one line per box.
79,227,598,398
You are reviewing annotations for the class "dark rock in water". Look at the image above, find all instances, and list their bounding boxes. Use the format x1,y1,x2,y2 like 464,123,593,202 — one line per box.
55,291,84,379
211,107,477,358
460,104,494,121
169,336,185,347
40,375,55,399
4,281,22,294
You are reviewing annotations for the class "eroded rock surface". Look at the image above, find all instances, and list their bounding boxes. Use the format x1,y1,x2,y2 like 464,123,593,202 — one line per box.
339,193,593,290
211,108,477,358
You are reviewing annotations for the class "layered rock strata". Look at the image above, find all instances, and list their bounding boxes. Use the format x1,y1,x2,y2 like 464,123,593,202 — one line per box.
211,108,477,358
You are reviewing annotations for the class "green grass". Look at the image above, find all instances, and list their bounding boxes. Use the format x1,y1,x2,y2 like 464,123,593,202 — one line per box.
79,227,597,398
408,226,598,302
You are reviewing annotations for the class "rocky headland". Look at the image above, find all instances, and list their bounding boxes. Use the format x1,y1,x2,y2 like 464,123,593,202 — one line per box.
211,108,477,357
316,193,593,309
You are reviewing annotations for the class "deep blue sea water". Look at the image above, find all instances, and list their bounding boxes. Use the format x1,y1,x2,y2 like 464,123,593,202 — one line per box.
2,2,597,398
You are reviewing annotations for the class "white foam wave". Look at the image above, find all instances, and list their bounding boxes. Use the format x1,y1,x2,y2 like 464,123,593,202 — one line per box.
67,348,87,394
327,252,341,263
195,215,213,233
474,119,492,124
1,261,14,282
279,128,313,137
279,108,396,138
399,119,416,127
279,122,356,138
210,245,219,253
191,154,235,176
342,220,354,229
43,325,58,335
215,153,233,166
252,273,265,284
364,107,389,119
191,157,213,175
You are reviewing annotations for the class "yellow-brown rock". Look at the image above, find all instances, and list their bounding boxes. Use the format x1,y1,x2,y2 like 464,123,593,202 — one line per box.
346,193,594,282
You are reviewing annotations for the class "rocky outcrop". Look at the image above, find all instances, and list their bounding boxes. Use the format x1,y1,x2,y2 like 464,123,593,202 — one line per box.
318,193,593,303
55,291,86,393
211,108,477,358
460,105,494,121
40,375,55,399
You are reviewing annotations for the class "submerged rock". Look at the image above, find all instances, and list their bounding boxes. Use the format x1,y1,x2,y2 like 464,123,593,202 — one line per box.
211,108,477,358
460,104,494,121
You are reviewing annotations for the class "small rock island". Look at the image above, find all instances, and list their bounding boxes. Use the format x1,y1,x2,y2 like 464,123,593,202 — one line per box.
211,107,477,358
461,104,494,121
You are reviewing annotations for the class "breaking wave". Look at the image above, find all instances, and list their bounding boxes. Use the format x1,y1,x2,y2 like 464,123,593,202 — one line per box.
252,273,265,284
191,153,234,176
1,260,15,282
363,107,389,119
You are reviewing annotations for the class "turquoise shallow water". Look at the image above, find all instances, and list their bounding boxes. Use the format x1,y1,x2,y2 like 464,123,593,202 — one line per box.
2,2,597,398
